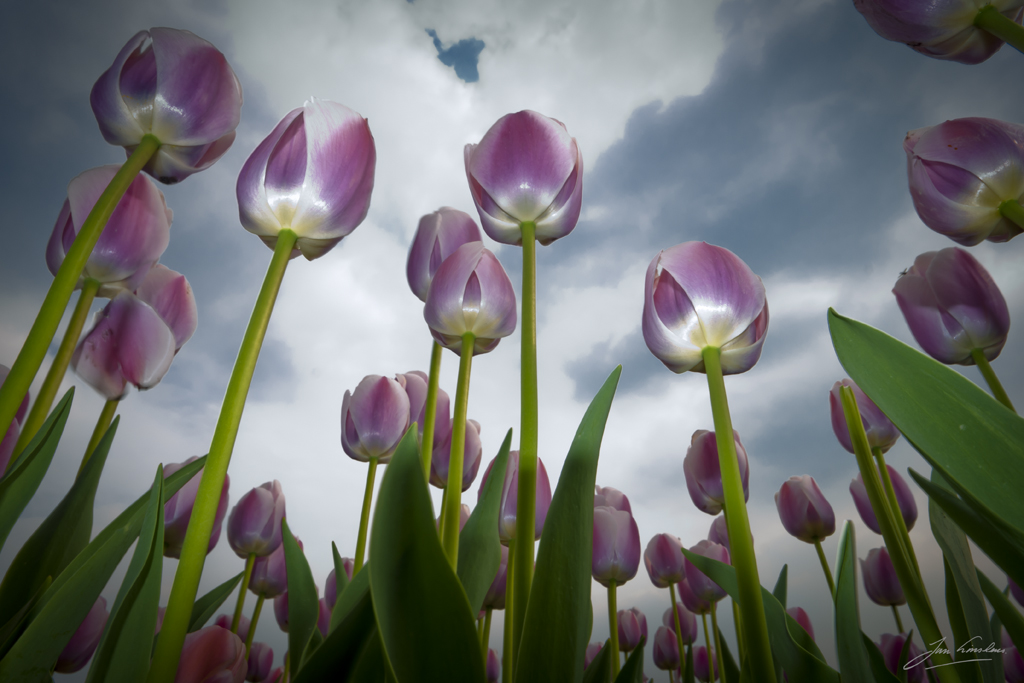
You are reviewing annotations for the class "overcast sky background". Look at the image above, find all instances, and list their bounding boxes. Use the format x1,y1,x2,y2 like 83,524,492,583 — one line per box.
1,0,1022,679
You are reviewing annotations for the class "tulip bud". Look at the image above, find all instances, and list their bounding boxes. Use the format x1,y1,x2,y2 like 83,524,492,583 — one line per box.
592,505,641,588
694,645,718,682
1006,645,1024,683
325,559,354,611
594,485,632,513
643,241,768,375
340,375,411,463
273,592,290,633
894,248,1010,364
54,596,108,673
850,465,918,534
677,576,713,615
684,541,729,604
430,418,483,491
653,626,681,671
318,598,331,637
479,450,552,545
585,642,604,669
214,614,250,644
136,264,199,350
486,648,500,683
786,606,815,642
175,625,247,683
482,544,510,610
163,456,230,558
407,208,483,301
775,475,836,543
684,429,750,515
395,370,451,450
464,110,583,246
227,481,286,558
644,533,686,588
436,504,472,533
246,642,273,682
0,365,30,474
249,534,301,599
861,547,906,606
878,633,924,683
663,603,699,645
829,379,900,454
423,242,518,355
617,607,647,652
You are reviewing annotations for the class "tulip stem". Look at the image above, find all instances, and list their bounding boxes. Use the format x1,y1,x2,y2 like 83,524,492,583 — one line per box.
975,6,1024,55
813,540,836,599
873,447,924,583
701,612,713,674
354,458,379,573
503,540,515,683
732,600,744,662
669,584,688,674
245,594,265,656
840,387,961,683
892,605,905,634
608,581,621,677
481,608,492,657
78,398,118,477
13,278,101,461
710,604,726,683
0,136,159,449
231,553,255,634
701,346,776,681
421,340,443,481
970,348,1015,412
441,333,474,568
149,228,297,683
438,487,448,538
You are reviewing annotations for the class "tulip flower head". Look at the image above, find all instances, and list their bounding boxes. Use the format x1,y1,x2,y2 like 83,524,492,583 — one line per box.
91,28,243,184
0,365,30,474
617,607,647,652
175,626,247,683
879,633,924,683
775,475,836,544
685,540,730,604
707,515,732,552
663,603,699,645
786,606,815,642
340,374,411,463
163,456,229,559
850,465,918,534
54,596,108,673
592,505,641,587
325,559,354,610
684,429,750,515
246,642,273,682
677,575,714,615
584,642,604,669
238,98,376,260
861,547,906,606
407,207,483,301
227,480,286,558
894,248,1010,364
273,592,290,633
214,614,250,644
643,242,768,375
829,379,901,454
653,625,681,671
479,450,553,544
249,534,300,599
430,418,483,491
594,485,632,513
396,370,451,450
423,242,518,355
694,645,719,682
1006,639,1024,683
482,544,510,610
644,533,686,588
486,648,500,683
465,110,583,246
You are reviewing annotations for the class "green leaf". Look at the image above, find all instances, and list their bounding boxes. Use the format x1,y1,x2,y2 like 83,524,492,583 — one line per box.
188,571,244,633
773,565,788,608
833,522,873,682
581,639,611,683
614,636,645,683
989,598,1006,682
862,634,902,683
348,628,388,683
456,429,512,615
977,570,1024,655
683,643,695,683
0,414,118,627
282,517,318,674
516,366,621,683
944,559,981,683
0,578,51,661
86,466,164,683
0,389,73,553
369,426,484,682
717,623,740,683
328,541,350,634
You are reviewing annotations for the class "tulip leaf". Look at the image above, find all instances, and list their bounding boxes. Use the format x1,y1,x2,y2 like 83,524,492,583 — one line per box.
348,628,389,683
86,465,164,683
717,623,740,683
773,564,788,608
516,366,621,683
370,425,483,682
457,428,512,615
977,570,1024,655
683,643,695,683
581,640,611,683
329,541,350,631
862,634,902,683
833,522,873,682
282,517,318,674
188,571,244,633
989,599,1006,682
614,635,646,683
0,577,51,662
0,389,73,554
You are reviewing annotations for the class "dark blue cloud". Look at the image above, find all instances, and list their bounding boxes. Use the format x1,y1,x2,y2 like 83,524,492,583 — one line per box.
425,29,485,83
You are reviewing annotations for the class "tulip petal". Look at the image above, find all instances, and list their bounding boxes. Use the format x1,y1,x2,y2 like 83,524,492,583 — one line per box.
719,303,769,374
642,254,705,373
908,118,1024,200
535,149,584,246
345,376,410,462
927,248,1010,356
265,112,309,227
895,267,972,363
136,264,198,349
72,308,130,401
106,293,176,390
238,108,304,239
424,243,482,337
90,31,150,146
46,201,74,278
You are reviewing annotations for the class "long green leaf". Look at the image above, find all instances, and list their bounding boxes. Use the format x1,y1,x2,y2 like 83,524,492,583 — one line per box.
977,571,1024,654
614,636,645,683
862,634,902,683
773,565,788,608
456,429,512,615
834,522,873,681
369,426,483,682
282,517,318,674
717,623,740,683
945,560,980,683
516,366,621,683
328,541,350,634
581,640,611,683
188,571,244,633
0,578,51,662
989,598,1006,681
683,643,694,683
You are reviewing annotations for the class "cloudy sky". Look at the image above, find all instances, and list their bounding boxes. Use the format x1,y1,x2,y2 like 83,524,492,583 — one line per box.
1,0,1022,679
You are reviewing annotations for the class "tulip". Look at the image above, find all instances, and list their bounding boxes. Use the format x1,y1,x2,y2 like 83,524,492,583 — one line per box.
0,365,29,475
829,379,900,454
486,648,500,682
694,645,718,682
273,593,290,633
325,559,354,610
595,485,632,513
237,98,375,260
644,533,686,588
862,547,906,606
430,418,483,491
584,642,604,669
785,606,815,642
436,504,472,534
878,633,924,683
1006,644,1024,683
163,456,230,558
479,450,552,544
482,544,510,610
677,577,714,615
653,626,681,671
249,535,301,599
685,541,729,604
214,614,250,643
850,465,918,534
684,430,749,515
317,597,331,637
406,207,483,301
464,110,583,246
775,475,836,543
592,506,641,587
396,370,451,450
174,626,247,683
54,596,108,673
617,607,647,652
707,515,729,551
227,481,286,558
246,642,273,682
341,375,411,464
663,604,699,645
423,242,518,355
265,668,284,683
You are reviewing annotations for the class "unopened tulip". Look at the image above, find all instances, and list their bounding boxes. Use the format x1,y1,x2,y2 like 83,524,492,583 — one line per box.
479,450,552,544
850,465,918,534
430,418,483,491
643,242,768,375
423,242,517,355
340,375,410,464
830,379,900,454
238,99,375,260
214,614,250,643
482,544,509,610
707,515,728,551
325,559,354,610
786,606,815,642
617,607,647,652
684,429,749,515
317,598,331,637
485,648,500,682
663,603,699,645
861,547,906,606
249,535,301,599
653,625,681,671
694,645,718,682
54,596,108,673
175,626,247,683
396,370,451,450
273,592,290,633
1006,643,1024,683
677,576,713,615
592,505,641,587
407,208,483,301
878,633,924,683
585,642,604,669
775,475,836,543
894,248,1010,364
436,504,472,533
685,541,729,604
465,110,583,245
0,365,29,474
227,481,286,558
594,485,632,513
246,642,273,682
265,668,284,683
163,456,229,558
644,533,686,587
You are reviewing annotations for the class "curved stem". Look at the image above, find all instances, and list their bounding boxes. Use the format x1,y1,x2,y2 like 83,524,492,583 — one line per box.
149,228,297,683
874,447,923,583
78,398,118,477
231,554,255,633
893,605,905,634
245,594,265,656
441,333,474,568
970,348,1015,412
813,540,836,599
975,7,1024,55
354,458,379,573
711,604,726,683
481,608,493,657
421,340,443,480
608,581,621,677
0,136,159,445
669,583,688,674
503,540,515,683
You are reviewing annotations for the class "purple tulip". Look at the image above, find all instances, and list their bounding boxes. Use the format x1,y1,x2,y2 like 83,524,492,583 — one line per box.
265,668,284,683
663,603,699,645
894,247,1010,364
830,379,901,454
594,485,632,513
786,606,815,642
694,645,719,682
482,544,509,610
340,375,411,463
479,450,552,544
135,264,199,349
644,533,686,588
850,464,918,534
653,626,681,671
1010,576,1024,606
273,593,290,633
707,515,729,551
684,540,729,604
486,648,500,682
227,481,286,558
677,576,713,615
643,241,768,375
214,613,250,643
592,505,641,587
1006,644,1024,683
249,534,300,599
423,242,518,356
464,110,583,246
584,642,604,669
54,596,108,673
0,365,29,474
237,98,376,260
407,207,483,301
436,504,472,533
861,547,906,606
246,642,273,682
317,597,331,637
174,626,247,683
430,418,483,491
163,456,230,559
684,429,750,515
878,633,924,683
617,607,647,652
325,559,354,610
395,370,451,450
775,475,836,543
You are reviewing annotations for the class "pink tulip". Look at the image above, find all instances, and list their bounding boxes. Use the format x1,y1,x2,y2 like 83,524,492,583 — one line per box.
174,626,247,683
830,379,900,454
479,450,552,545
592,505,641,588
644,533,686,588
684,429,749,515
663,602,699,645
227,481,286,557
163,456,229,558
594,485,632,513
850,465,918,534
862,547,906,606
684,540,729,604
775,475,836,543
406,207,483,301
786,606,815,642
54,596,108,673
341,375,411,464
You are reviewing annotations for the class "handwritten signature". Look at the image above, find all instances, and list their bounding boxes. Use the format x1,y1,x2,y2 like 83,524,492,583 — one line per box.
906,637,1006,671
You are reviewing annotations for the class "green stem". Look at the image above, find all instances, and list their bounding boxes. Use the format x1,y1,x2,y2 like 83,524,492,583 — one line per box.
711,603,726,683
421,340,443,480
669,584,688,674
245,594,265,656
148,228,297,683
840,387,962,683
970,348,1015,412
503,540,515,683
0,136,159,446
481,608,492,657
608,581,620,677
13,278,100,460
732,600,744,664
438,487,448,538
701,612,713,671
283,652,289,683
441,333,474,568
77,398,118,477
354,458,379,573
874,447,924,582
892,605,905,634
814,539,836,599
231,554,255,633
975,6,1024,55
701,346,776,681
